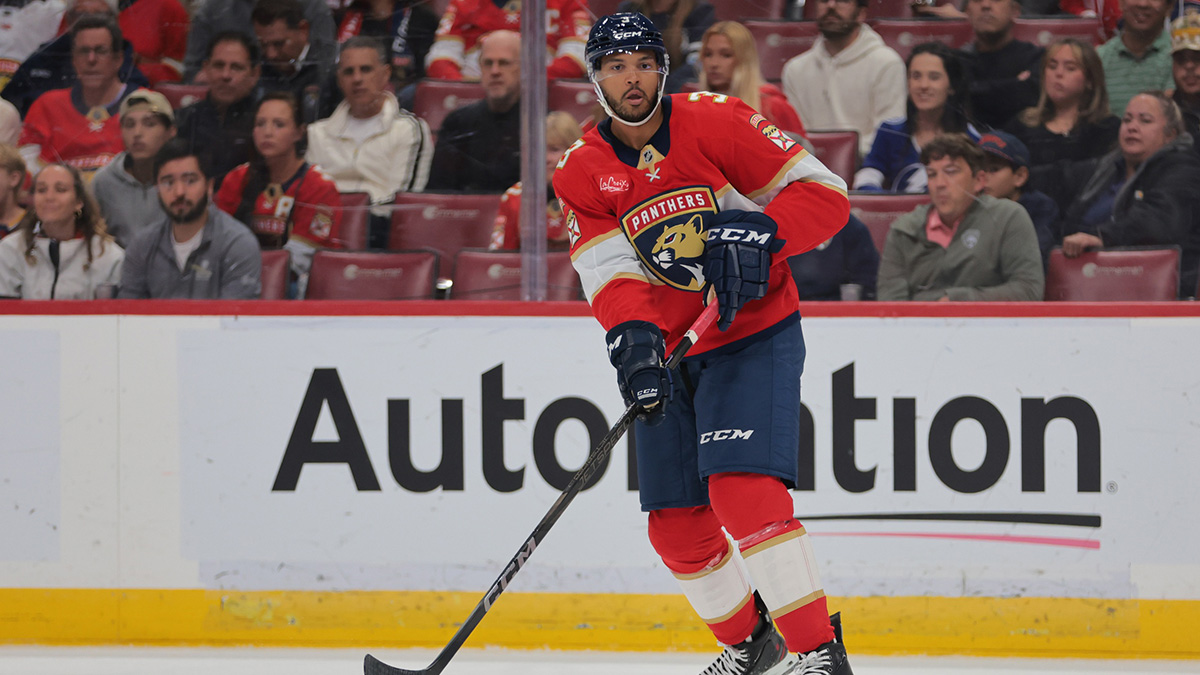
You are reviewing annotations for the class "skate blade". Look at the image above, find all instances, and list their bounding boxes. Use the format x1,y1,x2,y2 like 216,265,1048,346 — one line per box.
765,653,800,675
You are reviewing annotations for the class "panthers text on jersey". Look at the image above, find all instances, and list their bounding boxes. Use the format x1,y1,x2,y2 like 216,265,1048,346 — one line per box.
553,92,850,356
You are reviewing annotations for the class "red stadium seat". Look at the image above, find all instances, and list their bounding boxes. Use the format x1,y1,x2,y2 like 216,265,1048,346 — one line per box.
745,20,819,81
713,0,787,20
549,79,600,126
807,130,859,185
388,192,503,276
305,250,439,300
1012,16,1105,47
868,19,973,60
337,191,371,250
155,83,208,109
588,0,624,19
412,80,485,136
805,0,956,19
450,249,583,301
848,192,930,252
260,249,290,300
1044,247,1181,301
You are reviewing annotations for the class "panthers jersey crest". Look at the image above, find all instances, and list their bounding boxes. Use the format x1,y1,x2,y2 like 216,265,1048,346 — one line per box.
620,186,717,292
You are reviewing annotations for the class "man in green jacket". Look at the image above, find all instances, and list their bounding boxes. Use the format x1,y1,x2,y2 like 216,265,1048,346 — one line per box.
877,133,1044,301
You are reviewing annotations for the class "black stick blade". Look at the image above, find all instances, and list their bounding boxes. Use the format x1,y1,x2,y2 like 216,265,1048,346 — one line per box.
364,653,437,675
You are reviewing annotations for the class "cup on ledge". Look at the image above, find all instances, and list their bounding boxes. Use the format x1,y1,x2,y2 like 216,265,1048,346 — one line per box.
839,283,863,302
93,284,119,299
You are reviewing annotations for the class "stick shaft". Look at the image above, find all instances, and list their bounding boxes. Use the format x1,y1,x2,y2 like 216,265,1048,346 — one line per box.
365,303,719,675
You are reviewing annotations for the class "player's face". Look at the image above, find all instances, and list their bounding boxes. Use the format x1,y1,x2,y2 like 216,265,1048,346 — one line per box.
71,28,121,92
121,110,176,162
1174,50,1200,97
908,53,951,114
596,51,663,124
156,157,211,225
1043,44,1088,108
337,47,390,113
253,99,304,161
926,155,983,224
205,40,260,107
32,166,83,228
700,34,736,92
1119,94,1174,166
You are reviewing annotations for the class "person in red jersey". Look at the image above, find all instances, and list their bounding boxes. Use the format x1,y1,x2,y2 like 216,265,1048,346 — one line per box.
216,91,342,297
424,0,591,81
488,111,581,251
552,12,854,675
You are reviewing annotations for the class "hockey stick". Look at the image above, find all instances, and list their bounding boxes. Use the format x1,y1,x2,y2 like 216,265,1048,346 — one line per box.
365,301,720,675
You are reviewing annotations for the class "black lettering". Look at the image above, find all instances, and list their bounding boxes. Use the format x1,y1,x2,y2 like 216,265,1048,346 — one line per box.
893,398,917,491
532,397,610,491
795,402,815,491
832,363,876,493
273,368,380,491
387,399,465,492
929,397,1009,493
1021,397,1102,492
481,364,525,492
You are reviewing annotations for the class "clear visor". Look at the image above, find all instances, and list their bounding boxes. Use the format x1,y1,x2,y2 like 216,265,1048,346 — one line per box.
591,50,667,83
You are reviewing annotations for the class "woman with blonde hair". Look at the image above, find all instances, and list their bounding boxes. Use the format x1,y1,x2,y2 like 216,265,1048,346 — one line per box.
698,21,806,135
490,111,582,251
1005,38,1119,168
0,163,124,299
0,143,26,235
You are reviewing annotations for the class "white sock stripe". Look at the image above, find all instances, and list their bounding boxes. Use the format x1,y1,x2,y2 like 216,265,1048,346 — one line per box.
742,530,824,615
673,541,754,623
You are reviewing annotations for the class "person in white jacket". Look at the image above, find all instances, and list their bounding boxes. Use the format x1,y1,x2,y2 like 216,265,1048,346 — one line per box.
0,163,123,299
780,0,906,156
306,36,432,248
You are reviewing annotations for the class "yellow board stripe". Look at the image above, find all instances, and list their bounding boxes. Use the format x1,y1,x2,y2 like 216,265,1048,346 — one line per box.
1,590,1199,658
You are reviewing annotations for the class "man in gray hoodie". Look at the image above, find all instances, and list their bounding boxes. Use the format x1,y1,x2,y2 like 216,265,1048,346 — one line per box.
92,88,176,248
781,0,906,156
119,139,262,299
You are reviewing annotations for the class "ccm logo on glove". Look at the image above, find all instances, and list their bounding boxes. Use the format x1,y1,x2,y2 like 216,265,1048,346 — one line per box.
707,227,774,246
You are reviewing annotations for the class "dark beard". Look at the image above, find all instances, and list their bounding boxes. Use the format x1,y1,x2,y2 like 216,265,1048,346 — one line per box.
818,15,857,40
604,88,660,124
161,191,209,225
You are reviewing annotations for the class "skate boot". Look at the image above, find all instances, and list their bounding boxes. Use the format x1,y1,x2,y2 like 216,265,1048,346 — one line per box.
787,612,853,675
699,610,797,675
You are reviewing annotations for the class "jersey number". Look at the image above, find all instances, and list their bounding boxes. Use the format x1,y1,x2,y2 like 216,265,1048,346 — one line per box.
687,91,729,104
556,138,585,170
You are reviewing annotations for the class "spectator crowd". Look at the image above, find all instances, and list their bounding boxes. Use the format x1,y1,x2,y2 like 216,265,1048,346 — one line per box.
1,0,1199,300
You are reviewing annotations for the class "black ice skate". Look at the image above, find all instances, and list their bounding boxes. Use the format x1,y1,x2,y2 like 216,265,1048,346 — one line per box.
786,612,853,675
699,610,797,675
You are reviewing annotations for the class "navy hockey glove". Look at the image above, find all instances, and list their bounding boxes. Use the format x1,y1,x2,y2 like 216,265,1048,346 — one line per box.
605,320,672,426
702,210,785,331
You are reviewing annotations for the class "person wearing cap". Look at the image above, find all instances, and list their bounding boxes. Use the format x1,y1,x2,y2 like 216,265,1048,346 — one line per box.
878,132,1044,301
1171,13,1200,151
91,88,176,247
977,130,1058,269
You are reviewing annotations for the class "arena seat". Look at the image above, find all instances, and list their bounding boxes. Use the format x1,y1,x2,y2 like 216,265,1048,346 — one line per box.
848,192,930,252
449,249,583,301
549,79,600,126
412,80,485,137
155,83,208,109
337,191,371,250
260,249,290,300
868,18,973,60
805,0,956,19
1044,247,1181,301
745,20,819,80
806,130,859,185
1012,16,1105,47
388,192,503,277
712,0,787,20
305,250,439,300
588,0,624,19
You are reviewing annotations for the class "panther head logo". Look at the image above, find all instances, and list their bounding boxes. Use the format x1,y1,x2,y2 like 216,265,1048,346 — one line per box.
651,214,707,289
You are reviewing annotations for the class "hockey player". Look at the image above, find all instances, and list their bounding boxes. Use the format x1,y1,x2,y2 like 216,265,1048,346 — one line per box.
552,13,854,675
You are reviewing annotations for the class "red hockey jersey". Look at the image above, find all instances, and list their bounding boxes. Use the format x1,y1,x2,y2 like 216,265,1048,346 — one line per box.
425,0,590,80
553,93,849,356
488,181,570,251
215,162,343,250
19,87,123,175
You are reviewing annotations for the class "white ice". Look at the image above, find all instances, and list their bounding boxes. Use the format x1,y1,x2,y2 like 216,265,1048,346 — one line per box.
1,647,1198,675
